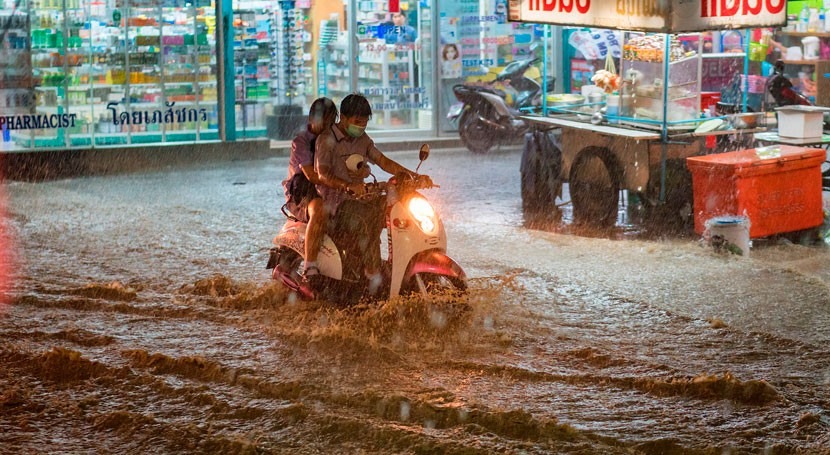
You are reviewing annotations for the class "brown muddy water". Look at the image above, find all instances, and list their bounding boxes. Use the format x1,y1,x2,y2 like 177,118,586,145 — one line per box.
2,149,830,454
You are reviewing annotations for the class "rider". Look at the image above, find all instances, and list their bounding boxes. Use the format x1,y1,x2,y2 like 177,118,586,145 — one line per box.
282,97,338,290
314,93,430,295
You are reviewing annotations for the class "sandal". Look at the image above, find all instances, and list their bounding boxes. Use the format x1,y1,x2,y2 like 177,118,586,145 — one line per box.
301,266,323,295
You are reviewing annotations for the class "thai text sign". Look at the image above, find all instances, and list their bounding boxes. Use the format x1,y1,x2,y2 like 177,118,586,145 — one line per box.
507,0,786,33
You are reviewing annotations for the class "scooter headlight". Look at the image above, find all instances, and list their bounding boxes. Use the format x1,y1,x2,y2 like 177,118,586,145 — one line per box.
407,196,438,235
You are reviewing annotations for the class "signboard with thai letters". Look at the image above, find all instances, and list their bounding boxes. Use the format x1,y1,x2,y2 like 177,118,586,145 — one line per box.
507,0,786,33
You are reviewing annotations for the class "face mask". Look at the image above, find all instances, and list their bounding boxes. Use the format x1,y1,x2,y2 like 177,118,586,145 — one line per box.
345,124,365,138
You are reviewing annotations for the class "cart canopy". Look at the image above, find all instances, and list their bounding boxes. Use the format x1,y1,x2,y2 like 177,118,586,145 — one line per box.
507,0,786,33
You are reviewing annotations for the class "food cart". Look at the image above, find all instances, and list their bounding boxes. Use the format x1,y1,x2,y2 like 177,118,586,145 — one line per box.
508,0,786,230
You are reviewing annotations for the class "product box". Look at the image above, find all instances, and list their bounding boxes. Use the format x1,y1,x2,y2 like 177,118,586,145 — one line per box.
775,105,830,139
686,145,825,238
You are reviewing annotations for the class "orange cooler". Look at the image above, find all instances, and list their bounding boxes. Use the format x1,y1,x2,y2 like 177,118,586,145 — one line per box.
686,145,825,238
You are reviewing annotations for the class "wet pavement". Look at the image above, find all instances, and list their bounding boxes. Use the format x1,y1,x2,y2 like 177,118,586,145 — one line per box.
2,146,830,454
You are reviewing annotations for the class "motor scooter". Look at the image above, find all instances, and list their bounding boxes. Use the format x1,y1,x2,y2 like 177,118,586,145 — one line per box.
448,55,556,154
267,145,467,304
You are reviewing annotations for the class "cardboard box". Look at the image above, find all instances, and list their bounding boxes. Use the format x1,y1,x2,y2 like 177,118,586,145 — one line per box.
775,105,830,139
686,145,825,238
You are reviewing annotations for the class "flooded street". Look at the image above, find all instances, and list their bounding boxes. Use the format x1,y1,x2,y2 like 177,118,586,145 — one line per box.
2,146,830,454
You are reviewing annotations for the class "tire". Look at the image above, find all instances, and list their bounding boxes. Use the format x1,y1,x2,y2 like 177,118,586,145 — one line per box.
409,272,467,297
459,107,497,154
521,130,563,222
568,147,621,230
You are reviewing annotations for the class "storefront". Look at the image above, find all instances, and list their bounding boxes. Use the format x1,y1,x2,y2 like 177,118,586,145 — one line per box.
0,0,557,151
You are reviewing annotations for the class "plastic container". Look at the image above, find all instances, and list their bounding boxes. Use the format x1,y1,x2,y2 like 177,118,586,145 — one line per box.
699,91,721,114
705,216,751,256
803,36,820,60
775,105,830,138
686,145,825,238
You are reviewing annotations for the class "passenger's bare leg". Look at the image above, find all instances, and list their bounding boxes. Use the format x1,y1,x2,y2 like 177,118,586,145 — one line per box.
304,197,325,270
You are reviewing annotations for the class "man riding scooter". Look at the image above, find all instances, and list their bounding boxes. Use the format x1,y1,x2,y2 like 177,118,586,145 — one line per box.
311,93,432,296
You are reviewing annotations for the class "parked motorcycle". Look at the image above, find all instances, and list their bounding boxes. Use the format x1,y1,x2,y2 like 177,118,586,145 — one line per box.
448,56,556,154
267,145,467,304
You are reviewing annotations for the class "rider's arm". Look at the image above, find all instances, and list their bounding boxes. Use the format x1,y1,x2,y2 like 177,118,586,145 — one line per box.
293,134,323,185
368,144,416,178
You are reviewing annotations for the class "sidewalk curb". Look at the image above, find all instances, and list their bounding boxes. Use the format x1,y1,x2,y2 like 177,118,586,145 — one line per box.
1,136,468,181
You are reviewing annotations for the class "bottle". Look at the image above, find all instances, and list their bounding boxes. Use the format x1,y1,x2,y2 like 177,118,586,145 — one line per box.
809,8,820,32
798,4,810,33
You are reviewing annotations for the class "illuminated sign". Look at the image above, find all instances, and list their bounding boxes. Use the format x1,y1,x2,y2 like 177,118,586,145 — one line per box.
508,0,786,33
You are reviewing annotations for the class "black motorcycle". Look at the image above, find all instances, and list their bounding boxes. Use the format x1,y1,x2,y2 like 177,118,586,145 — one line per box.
448,57,555,154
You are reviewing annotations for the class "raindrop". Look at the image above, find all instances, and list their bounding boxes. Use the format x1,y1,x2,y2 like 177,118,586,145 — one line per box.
483,315,494,330
430,309,447,329
399,401,410,421
424,419,436,429
457,408,468,422
318,314,329,327
287,292,298,305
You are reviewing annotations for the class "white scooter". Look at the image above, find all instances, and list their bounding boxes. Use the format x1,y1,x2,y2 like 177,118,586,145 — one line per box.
267,145,467,304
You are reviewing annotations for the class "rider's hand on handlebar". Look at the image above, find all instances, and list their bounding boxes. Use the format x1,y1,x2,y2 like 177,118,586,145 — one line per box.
416,174,434,188
346,181,366,197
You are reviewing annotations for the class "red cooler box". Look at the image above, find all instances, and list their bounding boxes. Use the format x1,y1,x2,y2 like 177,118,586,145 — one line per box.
686,145,825,238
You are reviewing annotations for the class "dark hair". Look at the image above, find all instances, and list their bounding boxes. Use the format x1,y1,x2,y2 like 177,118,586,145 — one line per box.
340,93,372,118
308,97,338,135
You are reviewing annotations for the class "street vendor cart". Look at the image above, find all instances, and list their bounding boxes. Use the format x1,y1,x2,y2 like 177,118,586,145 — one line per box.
508,0,786,231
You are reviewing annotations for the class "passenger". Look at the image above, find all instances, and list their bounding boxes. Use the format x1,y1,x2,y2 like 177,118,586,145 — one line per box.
281,97,338,289
315,93,430,295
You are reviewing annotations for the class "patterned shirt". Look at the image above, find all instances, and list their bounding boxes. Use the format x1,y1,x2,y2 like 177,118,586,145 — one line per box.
315,123,385,213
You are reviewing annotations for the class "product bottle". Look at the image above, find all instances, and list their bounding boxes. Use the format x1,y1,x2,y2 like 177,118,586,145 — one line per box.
799,4,810,33
809,8,820,32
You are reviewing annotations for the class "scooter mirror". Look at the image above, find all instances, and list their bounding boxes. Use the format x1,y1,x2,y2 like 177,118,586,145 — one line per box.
419,144,430,162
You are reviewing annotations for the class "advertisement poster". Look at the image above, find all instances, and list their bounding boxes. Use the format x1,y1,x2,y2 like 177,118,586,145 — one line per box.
569,59,594,94
441,43,462,78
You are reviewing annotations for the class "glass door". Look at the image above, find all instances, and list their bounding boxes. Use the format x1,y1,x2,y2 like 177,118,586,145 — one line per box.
351,0,432,132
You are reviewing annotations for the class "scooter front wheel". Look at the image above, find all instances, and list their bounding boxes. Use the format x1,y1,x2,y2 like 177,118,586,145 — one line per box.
458,109,496,154
411,272,467,297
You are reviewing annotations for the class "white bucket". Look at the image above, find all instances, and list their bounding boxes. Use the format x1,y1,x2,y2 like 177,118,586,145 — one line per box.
705,216,751,257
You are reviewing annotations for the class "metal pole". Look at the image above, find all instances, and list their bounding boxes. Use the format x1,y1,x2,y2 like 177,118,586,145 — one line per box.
216,0,235,141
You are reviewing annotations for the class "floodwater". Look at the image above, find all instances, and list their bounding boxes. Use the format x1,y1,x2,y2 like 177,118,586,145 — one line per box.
2,147,830,454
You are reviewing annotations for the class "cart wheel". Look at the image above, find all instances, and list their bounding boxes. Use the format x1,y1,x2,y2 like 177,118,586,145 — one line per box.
459,107,497,154
521,130,563,221
569,147,621,229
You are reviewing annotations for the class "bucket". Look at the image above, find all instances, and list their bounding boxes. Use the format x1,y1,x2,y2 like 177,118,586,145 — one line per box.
705,216,751,256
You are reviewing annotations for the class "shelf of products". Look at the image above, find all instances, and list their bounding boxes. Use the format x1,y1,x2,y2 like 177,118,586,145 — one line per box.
619,33,702,126
0,10,34,148
327,35,417,128
11,0,218,148
233,7,271,134
772,30,830,106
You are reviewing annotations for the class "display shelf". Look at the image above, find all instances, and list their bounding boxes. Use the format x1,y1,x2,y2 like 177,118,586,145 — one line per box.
772,28,830,107
619,32,702,126
18,0,220,146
